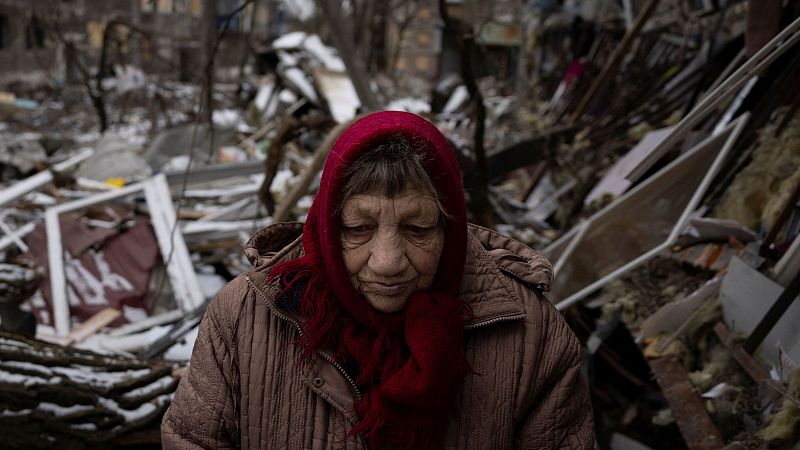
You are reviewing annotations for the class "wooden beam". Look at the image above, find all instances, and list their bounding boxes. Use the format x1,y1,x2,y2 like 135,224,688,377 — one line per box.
65,308,122,345
271,117,359,223
649,356,725,450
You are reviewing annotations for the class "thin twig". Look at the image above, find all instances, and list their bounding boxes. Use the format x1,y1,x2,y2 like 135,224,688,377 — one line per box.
152,0,258,302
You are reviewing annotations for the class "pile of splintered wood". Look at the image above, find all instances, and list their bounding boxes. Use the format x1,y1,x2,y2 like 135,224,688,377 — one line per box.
0,331,180,449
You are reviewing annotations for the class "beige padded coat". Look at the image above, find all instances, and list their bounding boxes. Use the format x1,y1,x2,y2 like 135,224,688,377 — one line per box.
161,222,594,449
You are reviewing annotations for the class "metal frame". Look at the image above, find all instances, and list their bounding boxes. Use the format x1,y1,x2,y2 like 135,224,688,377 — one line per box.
627,15,800,182
163,160,264,186
46,174,204,337
774,229,800,287
142,174,205,312
550,114,749,311
0,149,93,209
196,197,257,222
0,211,33,253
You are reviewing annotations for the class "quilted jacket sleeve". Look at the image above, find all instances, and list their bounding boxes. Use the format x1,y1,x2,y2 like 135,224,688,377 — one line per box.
516,296,595,449
161,278,245,449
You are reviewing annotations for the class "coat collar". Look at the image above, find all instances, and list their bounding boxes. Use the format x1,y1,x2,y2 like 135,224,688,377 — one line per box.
244,222,553,328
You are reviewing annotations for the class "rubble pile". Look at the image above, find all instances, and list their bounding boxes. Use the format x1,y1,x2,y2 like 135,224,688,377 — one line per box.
0,331,178,449
0,1,799,448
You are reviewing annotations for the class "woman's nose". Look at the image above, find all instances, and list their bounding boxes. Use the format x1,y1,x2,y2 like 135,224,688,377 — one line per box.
368,230,408,277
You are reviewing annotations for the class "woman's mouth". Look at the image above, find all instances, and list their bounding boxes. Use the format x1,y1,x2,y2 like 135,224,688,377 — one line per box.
362,280,413,296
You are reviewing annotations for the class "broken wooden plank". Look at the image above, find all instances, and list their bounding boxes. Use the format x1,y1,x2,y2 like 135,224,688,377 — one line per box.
648,356,725,450
65,307,122,345
163,160,263,186
316,0,379,111
258,115,297,214
639,277,722,342
486,126,576,180
714,321,800,409
0,221,35,253
272,117,359,223
584,126,676,205
713,322,771,384
181,218,271,242
196,197,258,222
518,161,547,202
314,67,361,123
746,0,783,56
105,310,185,338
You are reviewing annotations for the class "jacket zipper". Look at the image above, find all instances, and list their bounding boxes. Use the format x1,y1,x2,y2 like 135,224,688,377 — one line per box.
464,312,525,331
246,276,363,399
317,350,362,399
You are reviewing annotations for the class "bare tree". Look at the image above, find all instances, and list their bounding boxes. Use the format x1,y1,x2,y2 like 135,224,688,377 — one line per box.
201,0,258,158
316,0,380,111
42,12,151,133
387,0,425,75
236,1,260,103
438,0,493,227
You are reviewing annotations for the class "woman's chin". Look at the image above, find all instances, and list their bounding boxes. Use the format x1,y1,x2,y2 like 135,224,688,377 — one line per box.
364,293,409,314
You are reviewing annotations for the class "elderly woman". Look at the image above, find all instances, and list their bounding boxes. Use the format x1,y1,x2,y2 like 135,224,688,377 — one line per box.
162,111,594,449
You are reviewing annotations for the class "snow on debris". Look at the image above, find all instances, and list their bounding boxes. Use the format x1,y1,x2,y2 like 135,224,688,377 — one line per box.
281,0,316,21
303,35,346,72
387,98,432,115
38,402,95,417
0,360,152,391
97,393,171,423
284,67,320,104
1,408,32,417
119,375,176,401
272,31,307,49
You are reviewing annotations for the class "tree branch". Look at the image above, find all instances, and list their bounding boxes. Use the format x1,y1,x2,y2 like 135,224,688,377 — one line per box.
438,0,493,226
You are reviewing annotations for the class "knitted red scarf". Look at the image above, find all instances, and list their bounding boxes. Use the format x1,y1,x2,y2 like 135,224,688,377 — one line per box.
270,111,470,449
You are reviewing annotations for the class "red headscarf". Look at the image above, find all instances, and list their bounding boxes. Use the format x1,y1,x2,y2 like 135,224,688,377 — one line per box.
271,111,470,449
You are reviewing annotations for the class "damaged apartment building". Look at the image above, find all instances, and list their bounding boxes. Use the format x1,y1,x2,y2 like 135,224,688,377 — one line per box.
389,0,524,90
0,0,283,86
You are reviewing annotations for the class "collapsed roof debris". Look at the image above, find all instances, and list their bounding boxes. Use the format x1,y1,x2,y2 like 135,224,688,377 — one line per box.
0,1,799,448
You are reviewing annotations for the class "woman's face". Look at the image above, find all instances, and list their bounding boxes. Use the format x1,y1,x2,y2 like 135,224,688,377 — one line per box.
340,187,444,313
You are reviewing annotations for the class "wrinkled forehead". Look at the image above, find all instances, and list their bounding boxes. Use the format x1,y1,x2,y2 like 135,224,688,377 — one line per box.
341,189,441,218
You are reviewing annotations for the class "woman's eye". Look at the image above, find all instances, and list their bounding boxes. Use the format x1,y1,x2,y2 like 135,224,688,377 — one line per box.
404,225,434,238
342,225,374,239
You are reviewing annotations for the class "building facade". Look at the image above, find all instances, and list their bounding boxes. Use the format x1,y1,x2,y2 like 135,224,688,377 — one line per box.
0,0,277,86
389,0,524,87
